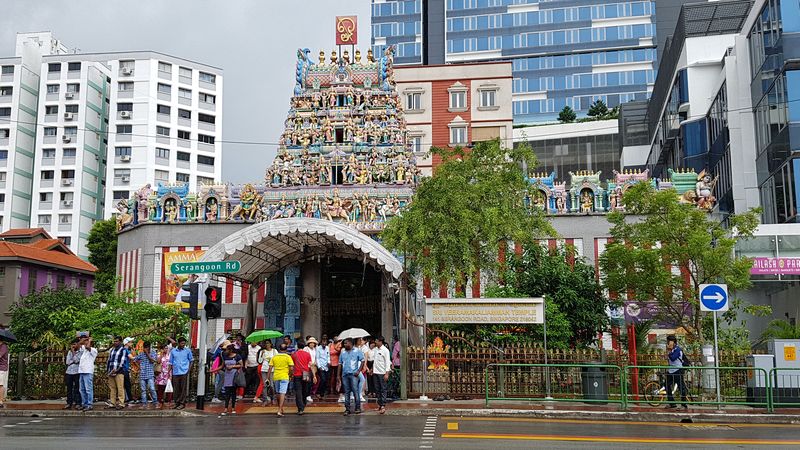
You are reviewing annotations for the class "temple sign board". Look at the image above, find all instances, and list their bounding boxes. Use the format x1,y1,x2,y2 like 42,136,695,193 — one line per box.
425,298,544,324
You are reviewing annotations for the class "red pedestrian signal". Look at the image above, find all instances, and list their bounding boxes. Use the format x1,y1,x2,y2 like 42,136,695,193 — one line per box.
204,286,222,319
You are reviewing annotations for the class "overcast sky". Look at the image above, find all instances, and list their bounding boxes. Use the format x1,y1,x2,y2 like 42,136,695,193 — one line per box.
0,0,372,183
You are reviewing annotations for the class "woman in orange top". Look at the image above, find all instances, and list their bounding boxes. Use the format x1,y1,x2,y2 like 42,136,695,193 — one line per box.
328,337,342,397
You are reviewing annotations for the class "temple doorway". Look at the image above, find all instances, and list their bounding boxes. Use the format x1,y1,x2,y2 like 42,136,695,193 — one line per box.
320,257,382,337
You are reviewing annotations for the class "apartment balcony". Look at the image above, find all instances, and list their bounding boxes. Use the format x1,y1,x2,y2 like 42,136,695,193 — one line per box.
0,73,13,83
156,135,170,145
46,92,59,102
0,137,8,146
116,134,132,143
39,201,53,210
117,90,133,99
178,117,191,128
198,121,215,133
177,160,190,170
157,92,171,102
158,70,172,81
178,97,191,106
43,136,57,144
198,101,215,112
179,75,192,86
198,163,214,173
157,113,170,123
38,223,51,232
0,94,11,104
67,70,80,80
177,138,190,149
62,157,76,166
64,91,79,101
198,142,215,152
41,157,55,166
40,179,54,188
44,114,58,123
47,72,60,81
58,222,72,232
199,80,216,91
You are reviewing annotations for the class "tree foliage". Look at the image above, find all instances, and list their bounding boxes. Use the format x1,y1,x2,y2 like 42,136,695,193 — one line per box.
760,319,800,341
557,105,576,123
599,182,761,343
9,288,189,352
87,218,118,294
587,99,609,118
381,139,553,285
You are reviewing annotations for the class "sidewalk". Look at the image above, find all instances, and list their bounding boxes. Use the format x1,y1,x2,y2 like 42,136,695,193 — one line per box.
3,398,800,424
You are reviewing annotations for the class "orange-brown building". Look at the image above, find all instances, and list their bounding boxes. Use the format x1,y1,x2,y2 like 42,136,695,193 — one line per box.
395,62,513,176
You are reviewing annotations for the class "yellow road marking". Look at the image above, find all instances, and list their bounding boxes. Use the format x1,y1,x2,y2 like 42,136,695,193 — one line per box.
441,432,800,445
447,422,459,431
440,416,800,428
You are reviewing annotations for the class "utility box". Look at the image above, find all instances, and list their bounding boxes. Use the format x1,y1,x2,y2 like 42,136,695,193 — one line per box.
746,354,773,404
767,339,800,403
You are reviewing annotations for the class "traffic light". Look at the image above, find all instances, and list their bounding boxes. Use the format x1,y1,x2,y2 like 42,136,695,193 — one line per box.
183,282,200,320
204,286,222,319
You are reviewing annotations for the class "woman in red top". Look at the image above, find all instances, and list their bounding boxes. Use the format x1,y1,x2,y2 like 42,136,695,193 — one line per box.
328,337,342,398
291,340,314,415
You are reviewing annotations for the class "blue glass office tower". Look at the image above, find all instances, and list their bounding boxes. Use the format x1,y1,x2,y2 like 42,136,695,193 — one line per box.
372,0,673,124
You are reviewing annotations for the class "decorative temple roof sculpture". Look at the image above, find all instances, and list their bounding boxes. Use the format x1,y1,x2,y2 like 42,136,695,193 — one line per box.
117,44,415,233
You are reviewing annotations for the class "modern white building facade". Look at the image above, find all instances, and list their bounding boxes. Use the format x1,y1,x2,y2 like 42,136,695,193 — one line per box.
0,33,224,258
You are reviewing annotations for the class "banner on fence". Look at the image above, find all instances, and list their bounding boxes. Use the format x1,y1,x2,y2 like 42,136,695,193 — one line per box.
424,298,544,324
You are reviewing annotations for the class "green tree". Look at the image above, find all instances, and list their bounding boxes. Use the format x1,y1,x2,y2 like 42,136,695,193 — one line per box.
587,99,609,119
381,138,553,287
9,288,189,352
760,319,800,341
502,245,611,347
87,218,118,294
557,105,576,123
599,182,760,343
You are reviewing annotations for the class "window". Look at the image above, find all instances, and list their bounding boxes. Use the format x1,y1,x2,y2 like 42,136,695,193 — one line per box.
41,170,54,180
66,84,79,93
45,105,59,115
155,147,169,159
405,92,422,110
0,151,6,160
60,237,71,246
46,84,59,94
43,149,56,159
67,62,81,71
113,191,129,200
79,279,87,290
156,126,170,136
157,104,171,115
43,127,57,137
64,104,78,113
38,215,51,225
155,169,169,183
118,81,133,91
28,270,37,294
63,148,76,158
61,169,75,179
197,176,214,185
60,192,73,201
116,125,132,135
40,192,52,202
115,146,132,157
158,61,172,74
0,87,12,96
450,126,467,145
48,63,61,73
179,109,191,119
199,72,216,84
119,60,134,72
157,83,171,94
0,129,7,139
114,169,130,179
179,67,192,78
198,134,215,144
198,113,215,124
411,136,422,153
178,88,192,99
59,214,72,224
64,126,77,136
449,90,467,110
1,66,13,75
177,130,190,140
176,173,190,183
480,89,497,108
117,103,133,112
0,108,9,118
177,151,190,161
199,93,216,104
197,155,214,166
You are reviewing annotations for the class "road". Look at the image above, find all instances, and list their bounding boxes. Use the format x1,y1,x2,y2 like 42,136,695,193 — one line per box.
1,414,800,449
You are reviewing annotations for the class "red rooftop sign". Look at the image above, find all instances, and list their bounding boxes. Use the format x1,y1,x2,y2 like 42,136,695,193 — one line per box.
336,16,358,45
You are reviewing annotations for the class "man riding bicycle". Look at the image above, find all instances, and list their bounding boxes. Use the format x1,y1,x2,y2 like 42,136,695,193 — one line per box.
666,335,688,409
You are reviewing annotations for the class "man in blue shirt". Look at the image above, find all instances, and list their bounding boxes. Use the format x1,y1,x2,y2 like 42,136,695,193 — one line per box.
106,336,128,410
666,335,688,409
169,336,194,409
338,338,365,415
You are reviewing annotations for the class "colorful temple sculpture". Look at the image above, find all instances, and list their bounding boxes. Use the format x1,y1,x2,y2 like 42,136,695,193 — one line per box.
115,46,719,233
117,45,417,234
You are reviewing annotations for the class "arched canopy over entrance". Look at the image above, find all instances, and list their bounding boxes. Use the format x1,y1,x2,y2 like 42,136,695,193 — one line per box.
199,218,403,286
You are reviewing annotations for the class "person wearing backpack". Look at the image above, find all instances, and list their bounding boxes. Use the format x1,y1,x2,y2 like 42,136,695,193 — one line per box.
666,335,689,409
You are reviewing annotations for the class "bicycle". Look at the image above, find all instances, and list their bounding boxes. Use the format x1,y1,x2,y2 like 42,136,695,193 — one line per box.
643,370,694,407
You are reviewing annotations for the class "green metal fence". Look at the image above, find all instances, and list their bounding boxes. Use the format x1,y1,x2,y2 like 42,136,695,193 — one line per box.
624,365,770,409
485,363,627,409
768,367,800,411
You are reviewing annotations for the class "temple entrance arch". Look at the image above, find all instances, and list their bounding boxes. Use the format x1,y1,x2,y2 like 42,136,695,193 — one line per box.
198,218,403,339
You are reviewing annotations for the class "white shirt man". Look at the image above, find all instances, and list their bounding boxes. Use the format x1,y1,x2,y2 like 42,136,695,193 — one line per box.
371,337,392,413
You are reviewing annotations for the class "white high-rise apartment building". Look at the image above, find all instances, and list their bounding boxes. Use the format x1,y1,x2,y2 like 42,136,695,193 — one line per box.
0,33,69,231
0,32,223,259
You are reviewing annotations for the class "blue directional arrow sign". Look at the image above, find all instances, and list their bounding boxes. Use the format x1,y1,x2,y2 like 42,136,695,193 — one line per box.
699,283,729,312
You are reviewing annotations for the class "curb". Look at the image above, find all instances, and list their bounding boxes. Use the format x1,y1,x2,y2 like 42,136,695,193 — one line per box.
0,409,201,418
385,408,800,424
